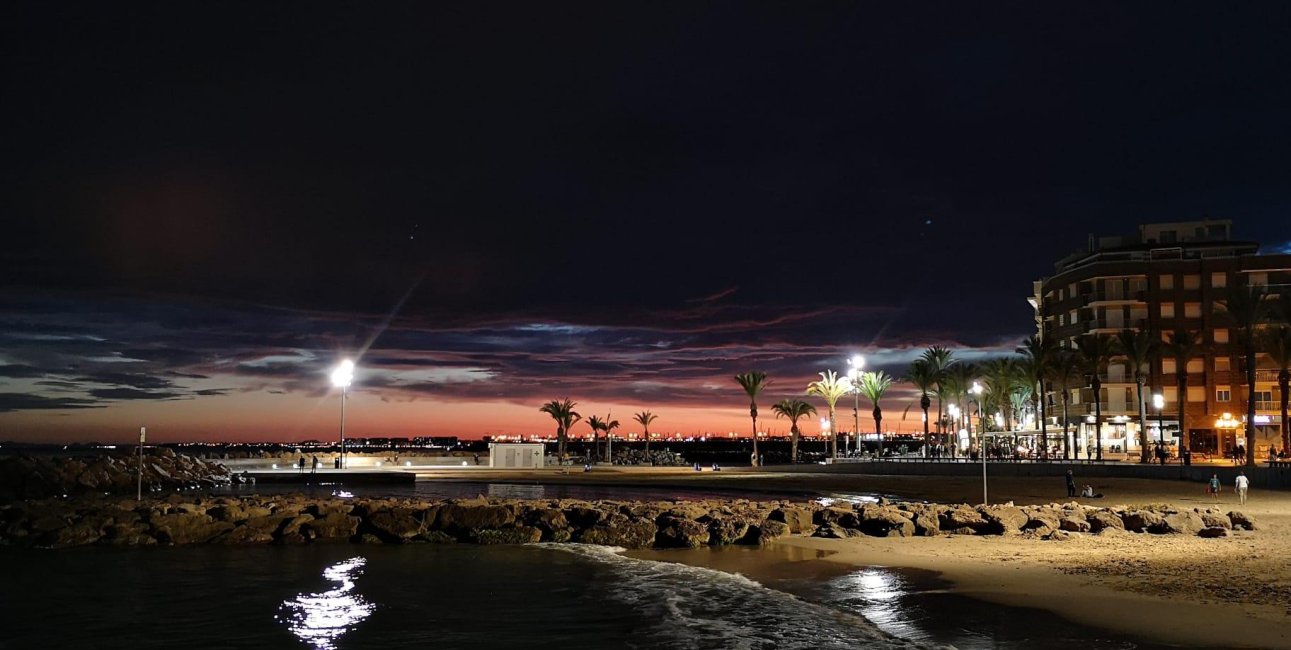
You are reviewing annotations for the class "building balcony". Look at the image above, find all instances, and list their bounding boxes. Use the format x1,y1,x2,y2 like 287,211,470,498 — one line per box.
1084,290,1146,304
1256,369,1285,383
1087,318,1148,332
1255,400,1281,412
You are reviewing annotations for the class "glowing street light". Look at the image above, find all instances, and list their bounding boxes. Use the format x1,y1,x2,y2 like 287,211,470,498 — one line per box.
331,359,355,469
846,355,865,456
970,381,987,505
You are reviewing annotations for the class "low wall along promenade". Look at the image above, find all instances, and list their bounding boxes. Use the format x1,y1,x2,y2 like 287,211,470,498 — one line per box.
808,459,1291,489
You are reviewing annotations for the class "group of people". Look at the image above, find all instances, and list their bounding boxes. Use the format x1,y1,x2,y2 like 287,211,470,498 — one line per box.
1208,472,1252,504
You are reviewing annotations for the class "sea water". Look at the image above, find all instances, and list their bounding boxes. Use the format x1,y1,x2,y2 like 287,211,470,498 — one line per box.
1,544,918,650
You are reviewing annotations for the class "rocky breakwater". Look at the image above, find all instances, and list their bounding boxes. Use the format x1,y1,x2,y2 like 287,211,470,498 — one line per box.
0,496,1255,550
0,449,232,502
807,500,1257,540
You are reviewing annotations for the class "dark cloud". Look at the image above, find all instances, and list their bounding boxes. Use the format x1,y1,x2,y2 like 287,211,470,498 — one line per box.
87,388,184,401
0,364,44,378
0,393,101,412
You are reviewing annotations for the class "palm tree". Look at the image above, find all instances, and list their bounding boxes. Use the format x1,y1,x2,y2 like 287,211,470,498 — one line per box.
1017,335,1056,458
585,415,606,462
807,370,851,458
539,398,580,461
1163,330,1202,454
1222,284,1271,466
1048,349,1081,460
1263,326,1291,453
980,358,1020,432
943,361,979,452
1075,334,1117,461
1117,328,1159,464
771,398,817,463
602,416,620,462
734,372,770,466
921,346,955,442
857,371,895,455
634,411,658,454
906,359,937,454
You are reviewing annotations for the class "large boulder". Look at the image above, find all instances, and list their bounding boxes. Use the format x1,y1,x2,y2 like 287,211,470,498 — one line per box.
1059,517,1091,533
576,515,657,549
1121,510,1166,533
767,507,814,534
367,508,424,540
939,507,987,534
1085,510,1124,533
858,505,915,537
473,526,542,545
435,503,514,532
1155,510,1204,535
1022,510,1062,537
978,505,1028,535
706,516,752,546
1227,511,1257,531
654,517,710,548
750,520,791,545
1198,510,1231,530
1198,527,1229,538
150,512,234,545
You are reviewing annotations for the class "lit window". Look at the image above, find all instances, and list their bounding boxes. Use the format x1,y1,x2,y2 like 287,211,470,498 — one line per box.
1216,389,1231,403
1184,303,1201,318
1161,303,1175,318
1211,272,1227,289
1159,275,1174,290
1215,357,1230,372
1184,275,1201,290
1214,329,1229,343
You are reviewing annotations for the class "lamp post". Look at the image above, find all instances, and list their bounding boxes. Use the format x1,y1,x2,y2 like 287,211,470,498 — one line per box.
137,426,146,501
970,381,987,505
1153,393,1165,447
331,359,355,470
847,354,865,457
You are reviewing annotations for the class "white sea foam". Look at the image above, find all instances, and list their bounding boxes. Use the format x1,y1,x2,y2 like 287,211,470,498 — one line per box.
537,544,941,650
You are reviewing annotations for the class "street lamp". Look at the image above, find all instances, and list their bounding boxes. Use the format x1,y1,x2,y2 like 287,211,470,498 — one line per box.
948,403,960,457
1152,393,1165,445
847,354,865,457
331,359,355,469
970,381,987,505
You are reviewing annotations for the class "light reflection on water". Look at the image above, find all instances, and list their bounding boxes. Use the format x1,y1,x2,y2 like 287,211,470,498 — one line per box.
277,557,375,649
832,568,921,640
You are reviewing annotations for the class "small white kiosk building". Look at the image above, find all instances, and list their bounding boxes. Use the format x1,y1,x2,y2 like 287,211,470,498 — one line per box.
488,442,545,469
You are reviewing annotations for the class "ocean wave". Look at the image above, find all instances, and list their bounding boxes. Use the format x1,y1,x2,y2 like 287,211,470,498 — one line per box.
536,544,939,650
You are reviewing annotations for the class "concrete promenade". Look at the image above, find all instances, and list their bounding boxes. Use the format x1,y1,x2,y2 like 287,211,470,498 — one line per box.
785,458,1291,489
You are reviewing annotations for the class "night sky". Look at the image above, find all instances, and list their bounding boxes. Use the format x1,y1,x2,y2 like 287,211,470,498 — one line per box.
3,3,1291,442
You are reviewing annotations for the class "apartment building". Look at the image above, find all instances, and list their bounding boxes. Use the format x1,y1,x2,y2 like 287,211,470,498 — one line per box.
1031,220,1290,457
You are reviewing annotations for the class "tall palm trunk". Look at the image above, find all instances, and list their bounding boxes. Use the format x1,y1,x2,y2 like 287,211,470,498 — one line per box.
790,424,800,464
1060,390,1070,460
557,427,566,460
873,406,883,455
921,394,931,454
1092,377,1103,460
935,395,943,445
644,425,651,454
1034,384,1046,459
1136,375,1149,464
1245,348,1257,467
1177,368,1189,453
1281,371,1290,452
828,406,838,459
750,407,759,467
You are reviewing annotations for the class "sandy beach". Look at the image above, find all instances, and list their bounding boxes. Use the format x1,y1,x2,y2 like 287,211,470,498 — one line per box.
422,467,1291,648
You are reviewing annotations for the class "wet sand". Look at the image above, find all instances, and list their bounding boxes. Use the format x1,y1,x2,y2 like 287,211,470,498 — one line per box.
421,467,1291,647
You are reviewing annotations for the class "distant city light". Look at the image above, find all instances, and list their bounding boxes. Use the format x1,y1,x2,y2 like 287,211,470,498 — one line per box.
330,359,355,388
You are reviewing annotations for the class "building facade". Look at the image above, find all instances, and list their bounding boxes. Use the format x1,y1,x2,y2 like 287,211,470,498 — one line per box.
1032,220,1291,458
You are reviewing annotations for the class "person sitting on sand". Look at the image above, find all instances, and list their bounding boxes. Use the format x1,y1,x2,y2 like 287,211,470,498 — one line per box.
1080,484,1104,498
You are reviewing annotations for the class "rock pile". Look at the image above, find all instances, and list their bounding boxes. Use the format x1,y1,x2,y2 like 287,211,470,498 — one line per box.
0,495,1254,550
0,450,232,502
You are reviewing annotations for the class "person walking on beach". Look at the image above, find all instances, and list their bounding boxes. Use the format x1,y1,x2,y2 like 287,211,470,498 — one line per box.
1235,471,1250,505
298,455,306,474
1065,469,1077,498
311,456,319,474
1208,474,1221,502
